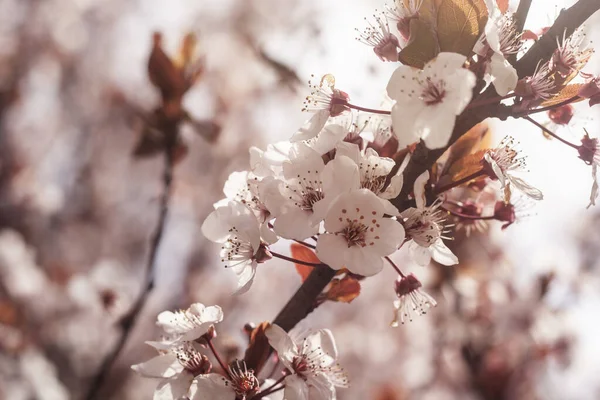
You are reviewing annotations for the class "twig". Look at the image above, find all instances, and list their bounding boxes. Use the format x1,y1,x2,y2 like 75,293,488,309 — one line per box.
522,115,580,149
271,251,323,267
515,0,600,78
84,140,175,400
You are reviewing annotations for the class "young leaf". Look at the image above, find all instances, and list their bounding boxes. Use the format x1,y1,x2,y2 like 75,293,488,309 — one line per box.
441,122,489,175
398,18,440,68
540,84,585,107
437,0,488,56
243,322,271,373
445,149,487,182
324,275,361,303
290,243,319,282
496,0,509,13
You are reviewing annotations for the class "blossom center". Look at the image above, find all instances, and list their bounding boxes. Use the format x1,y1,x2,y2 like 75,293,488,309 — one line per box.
421,78,446,106
221,227,256,267
340,220,368,248
300,188,325,211
228,360,259,398
176,345,211,377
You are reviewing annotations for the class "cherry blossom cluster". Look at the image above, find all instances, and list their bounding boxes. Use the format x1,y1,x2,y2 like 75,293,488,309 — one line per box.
199,0,600,332
131,303,348,400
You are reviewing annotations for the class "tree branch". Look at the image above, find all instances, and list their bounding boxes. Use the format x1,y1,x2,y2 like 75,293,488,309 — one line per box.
84,136,175,400
265,0,600,340
515,0,600,78
272,265,336,332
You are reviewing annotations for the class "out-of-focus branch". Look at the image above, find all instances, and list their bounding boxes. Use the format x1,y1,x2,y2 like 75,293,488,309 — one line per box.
84,131,175,400
515,0,600,78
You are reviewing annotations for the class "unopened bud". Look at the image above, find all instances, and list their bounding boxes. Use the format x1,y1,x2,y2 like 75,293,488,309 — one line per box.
395,274,422,297
547,105,574,126
493,201,516,230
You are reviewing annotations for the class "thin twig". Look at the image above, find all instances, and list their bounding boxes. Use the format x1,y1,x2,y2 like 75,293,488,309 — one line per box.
84,142,175,400
271,251,323,267
522,115,580,149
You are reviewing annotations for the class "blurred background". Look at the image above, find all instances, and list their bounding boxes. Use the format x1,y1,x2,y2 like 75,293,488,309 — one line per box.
1,0,600,399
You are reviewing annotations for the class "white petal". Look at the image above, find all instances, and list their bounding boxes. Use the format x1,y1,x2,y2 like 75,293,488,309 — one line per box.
292,110,330,142
334,142,361,164
231,261,256,294
265,324,299,368
414,171,430,210
154,374,194,400
416,106,456,149
307,124,348,154
489,53,518,96
367,218,405,255
321,155,360,199
343,246,384,276
386,65,421,101
409,241,432,266
381,174,404,199
430,239,459,266
390,102,421,148
273,208,319,240
189,374,236,400
222,171,249,200
588,164,598,208
131,353,182,379
444,68,477,114
303,329,338,363
283,375,310,400
315,234,349,271
307,373,337,400
508,175,543,200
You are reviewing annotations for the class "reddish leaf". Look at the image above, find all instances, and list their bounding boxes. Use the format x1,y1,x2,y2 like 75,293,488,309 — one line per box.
446,149,487,181
496,0,509,13
290,243,319,282
324,275,361,303
441,122,489,175
243,322,271,373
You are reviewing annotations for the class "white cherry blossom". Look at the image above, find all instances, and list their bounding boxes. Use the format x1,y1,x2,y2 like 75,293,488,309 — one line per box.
391,273,437,326
482,136,543,201
356,12,400,62
132,341,231,400
265,324,348,400
202,202,275,293
156,303,223,342
401,172,458,266
386,52,476,149
478,0,520,95
294,74,350,141
216,170,272,223
316,189,405,276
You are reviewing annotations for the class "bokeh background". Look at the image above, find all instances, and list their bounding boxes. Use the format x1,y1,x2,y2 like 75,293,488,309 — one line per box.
1,0,600,399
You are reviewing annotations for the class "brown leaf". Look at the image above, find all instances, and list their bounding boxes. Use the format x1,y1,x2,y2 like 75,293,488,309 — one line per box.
441,122,489,175
398,18,440,68
540,84,586,107
496,0,509,13
324,275,361,303
290,243,319,282
243,322,271,373
148,32,187,101
437,0,488,56
446,149,486,181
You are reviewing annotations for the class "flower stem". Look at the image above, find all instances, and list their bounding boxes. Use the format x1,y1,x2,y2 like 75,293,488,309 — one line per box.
253,374,287,399
207,338,232,380
385,256,406,277
344,101,391,115
433,169,486,195
518,95,580,116
293,239,316,249
271,251,323,267
442,206,495,220
522,115,580,149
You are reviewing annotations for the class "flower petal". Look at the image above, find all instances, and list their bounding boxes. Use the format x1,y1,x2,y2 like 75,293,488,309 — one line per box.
489,52,518,96
315,233,348,271
283,374,310,400
343,246,384,276
189,374,236,400
154,374,194,400
430,239,459,266
291,110,330,142
131,353,182,379
265,324,299,368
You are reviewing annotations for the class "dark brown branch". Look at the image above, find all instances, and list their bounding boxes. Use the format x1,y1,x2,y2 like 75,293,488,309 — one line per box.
515,0,600,78
84,136,175,400
272,265,336,332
